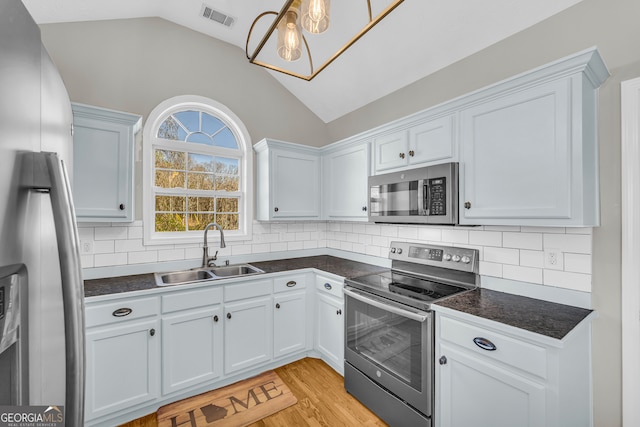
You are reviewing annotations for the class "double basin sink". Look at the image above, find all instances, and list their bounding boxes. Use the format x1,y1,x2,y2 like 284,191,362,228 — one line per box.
154,263,265,286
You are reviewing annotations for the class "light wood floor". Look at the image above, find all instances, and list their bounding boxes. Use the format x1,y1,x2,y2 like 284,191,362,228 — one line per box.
119,358,388,427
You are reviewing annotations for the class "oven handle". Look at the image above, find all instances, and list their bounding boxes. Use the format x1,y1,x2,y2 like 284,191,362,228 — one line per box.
344,288,430,323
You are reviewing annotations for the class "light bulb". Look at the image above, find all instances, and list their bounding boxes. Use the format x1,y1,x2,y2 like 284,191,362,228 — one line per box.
302,0,330,34
277,9,302,61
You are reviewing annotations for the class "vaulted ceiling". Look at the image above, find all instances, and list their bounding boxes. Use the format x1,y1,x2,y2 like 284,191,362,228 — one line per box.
23,0,583,123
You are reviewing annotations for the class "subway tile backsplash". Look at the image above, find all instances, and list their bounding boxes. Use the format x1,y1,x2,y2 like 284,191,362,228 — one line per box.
78,221,593,292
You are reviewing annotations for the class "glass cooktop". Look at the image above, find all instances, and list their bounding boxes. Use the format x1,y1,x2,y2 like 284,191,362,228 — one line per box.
345,270,470,309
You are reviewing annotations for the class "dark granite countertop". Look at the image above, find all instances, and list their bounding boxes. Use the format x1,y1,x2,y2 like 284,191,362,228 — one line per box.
83,255,388,298
434,288,593,340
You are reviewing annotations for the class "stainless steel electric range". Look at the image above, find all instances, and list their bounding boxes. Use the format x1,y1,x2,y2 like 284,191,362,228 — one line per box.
344,241,479,427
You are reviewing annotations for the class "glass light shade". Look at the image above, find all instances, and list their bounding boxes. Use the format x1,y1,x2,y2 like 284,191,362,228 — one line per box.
301,0,330,34
277,10,302,62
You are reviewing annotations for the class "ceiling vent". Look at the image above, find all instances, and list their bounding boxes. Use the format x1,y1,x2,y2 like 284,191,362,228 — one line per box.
200,4,235,28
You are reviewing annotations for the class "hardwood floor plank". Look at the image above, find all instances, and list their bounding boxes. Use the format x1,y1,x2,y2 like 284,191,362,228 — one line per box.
118,358,387,427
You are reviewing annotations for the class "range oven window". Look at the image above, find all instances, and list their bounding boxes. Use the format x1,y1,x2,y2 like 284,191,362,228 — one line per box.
346,295,425,391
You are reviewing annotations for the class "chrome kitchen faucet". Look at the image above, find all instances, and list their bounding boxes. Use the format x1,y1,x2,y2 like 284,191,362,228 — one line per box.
202,222,226,267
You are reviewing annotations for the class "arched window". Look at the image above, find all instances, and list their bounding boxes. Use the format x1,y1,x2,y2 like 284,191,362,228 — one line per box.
143,95,253,244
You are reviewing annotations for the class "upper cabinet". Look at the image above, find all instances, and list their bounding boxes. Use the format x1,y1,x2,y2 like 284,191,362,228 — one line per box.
72,103,141,222
255,48,608,227
254,139,321,220
323,141,370,220
373,114,455,173
458,48,609,226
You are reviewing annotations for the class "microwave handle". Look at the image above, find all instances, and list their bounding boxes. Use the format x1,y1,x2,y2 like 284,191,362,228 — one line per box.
418,179,429,215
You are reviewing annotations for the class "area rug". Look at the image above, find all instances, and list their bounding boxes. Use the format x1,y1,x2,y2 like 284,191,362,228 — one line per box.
156,370,297,427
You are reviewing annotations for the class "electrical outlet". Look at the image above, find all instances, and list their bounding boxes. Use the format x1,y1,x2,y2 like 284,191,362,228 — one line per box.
80,240,94,255
544,249,563,269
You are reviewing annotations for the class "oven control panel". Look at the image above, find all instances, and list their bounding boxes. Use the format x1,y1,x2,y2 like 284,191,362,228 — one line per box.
389,241,478,273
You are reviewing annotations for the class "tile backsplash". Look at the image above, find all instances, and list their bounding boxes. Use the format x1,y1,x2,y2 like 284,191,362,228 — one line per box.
78,221,592,293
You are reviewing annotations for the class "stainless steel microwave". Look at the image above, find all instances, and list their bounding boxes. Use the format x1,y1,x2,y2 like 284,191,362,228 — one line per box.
368,162,459,225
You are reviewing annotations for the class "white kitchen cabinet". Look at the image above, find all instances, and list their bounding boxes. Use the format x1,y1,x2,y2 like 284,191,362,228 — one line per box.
84,297,160,421
435,308,593,427
373,114,455,173
322,141,370,220
71,103,141,222
254,138,321,220
273,291,308,358
160,286,224,396
315,275,344,374
273,274,309,358
458,48,608,226
223,278,274,374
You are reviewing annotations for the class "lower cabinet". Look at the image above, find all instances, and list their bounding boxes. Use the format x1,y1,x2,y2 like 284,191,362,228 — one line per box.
161,286,224,395
85,297,160,421
435,309,592,427
273,274,308,358
161,306,223,395
315,275,344,373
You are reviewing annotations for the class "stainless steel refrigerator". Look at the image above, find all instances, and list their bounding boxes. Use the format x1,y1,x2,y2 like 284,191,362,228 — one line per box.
0,0,85,425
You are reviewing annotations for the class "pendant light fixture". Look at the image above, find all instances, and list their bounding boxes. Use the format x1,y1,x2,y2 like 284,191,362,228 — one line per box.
246,0,404,81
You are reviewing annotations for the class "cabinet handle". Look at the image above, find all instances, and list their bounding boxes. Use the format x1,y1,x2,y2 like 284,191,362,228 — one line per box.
213,315,219,322
112,307,132,317
473,337,497,351
286,280,297,287
324,283,332,290
227,312,232,320
409,150,415,157
362,206,367,212
276,303,281,309
399,152,405,159
274,207,279,212
149,328,156,337
464,201,471,209
119,203,125,211
336,309,342,315
439,356,447,365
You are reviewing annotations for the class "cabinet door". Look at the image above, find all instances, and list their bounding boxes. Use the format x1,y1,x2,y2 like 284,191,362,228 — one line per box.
161,306,223,395
323,143,370,219
459,79,572,225
408,115,454,165
224,297,273,374
437,343,546,427
72,104,140,222
271,149,320,218
273,291,308,358
373,131,408,172
85,319,160,420
315,293,344,372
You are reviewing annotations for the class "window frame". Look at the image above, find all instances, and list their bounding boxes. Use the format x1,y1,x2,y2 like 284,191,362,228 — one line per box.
143,95,253,245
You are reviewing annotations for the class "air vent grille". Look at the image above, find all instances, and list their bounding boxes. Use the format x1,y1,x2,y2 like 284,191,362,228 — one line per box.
200,4,235,27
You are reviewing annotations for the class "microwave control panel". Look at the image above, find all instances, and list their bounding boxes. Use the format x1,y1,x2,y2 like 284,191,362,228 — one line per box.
427,177,446,215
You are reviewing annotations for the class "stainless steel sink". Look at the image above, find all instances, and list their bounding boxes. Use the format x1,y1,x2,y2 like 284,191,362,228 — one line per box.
209,264,264,277
154,263,265,286
156,269,215,286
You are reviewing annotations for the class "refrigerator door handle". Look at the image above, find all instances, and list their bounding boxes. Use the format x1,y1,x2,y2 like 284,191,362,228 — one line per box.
42,152,85,427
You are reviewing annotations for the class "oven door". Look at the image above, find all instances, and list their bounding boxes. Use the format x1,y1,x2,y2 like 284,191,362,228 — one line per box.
344,287,433,416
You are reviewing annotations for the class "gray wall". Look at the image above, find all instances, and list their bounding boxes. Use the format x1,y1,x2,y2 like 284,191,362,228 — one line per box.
40,0,639,424
40,18,330,148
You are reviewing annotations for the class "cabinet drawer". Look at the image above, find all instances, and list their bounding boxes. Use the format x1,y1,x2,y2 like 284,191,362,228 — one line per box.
315,275,343,298
274,274,307,293
439,315,547,379
162,287,223,314
86,297,159,328
224,279,273,302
